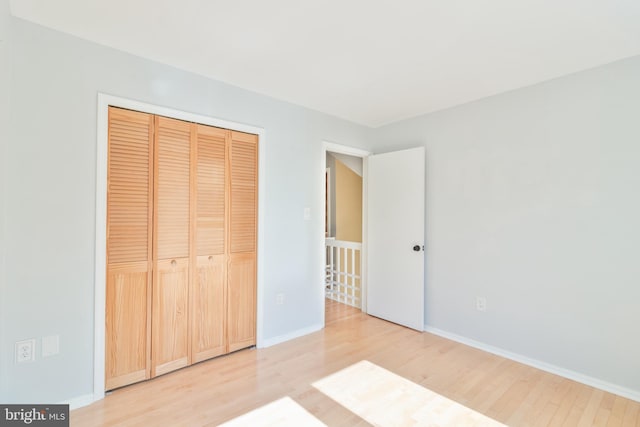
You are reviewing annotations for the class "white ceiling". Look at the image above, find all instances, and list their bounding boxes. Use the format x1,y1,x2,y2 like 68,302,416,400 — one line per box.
10,0,640,127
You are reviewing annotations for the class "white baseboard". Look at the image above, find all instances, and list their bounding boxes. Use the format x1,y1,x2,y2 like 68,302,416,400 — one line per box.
424,325,640,403
60,393,97,410
259,323,324,348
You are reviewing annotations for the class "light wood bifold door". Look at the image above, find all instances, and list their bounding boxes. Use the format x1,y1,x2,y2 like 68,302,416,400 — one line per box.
228,131,258,352
192,124,228,363
151,116,192,377
105,107,257,390
105,108,153,390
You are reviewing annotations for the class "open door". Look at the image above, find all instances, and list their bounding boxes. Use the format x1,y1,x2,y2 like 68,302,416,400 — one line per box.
367,147,425,331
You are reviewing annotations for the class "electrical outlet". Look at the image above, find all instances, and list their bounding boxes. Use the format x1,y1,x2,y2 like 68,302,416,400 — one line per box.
276,293,285,305
476,297,487,312
16,339,36,363
304,207,311,221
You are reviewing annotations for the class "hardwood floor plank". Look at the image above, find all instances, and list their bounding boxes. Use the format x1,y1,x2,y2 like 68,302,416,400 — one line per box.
608,396,630,427
578,389,606,427
507,372,560,427
594,392,616,426
549,381,582,426
621,400,639,426
561,385,595,427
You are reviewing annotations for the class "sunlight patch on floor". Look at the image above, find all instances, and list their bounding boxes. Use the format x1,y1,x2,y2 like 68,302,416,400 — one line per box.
313,360,506,426
218,396,327,427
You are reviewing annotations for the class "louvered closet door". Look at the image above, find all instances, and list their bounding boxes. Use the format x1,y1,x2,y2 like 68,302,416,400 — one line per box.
105,107,153,390
152,116,192,377
228,131,258,352
192,125,228,362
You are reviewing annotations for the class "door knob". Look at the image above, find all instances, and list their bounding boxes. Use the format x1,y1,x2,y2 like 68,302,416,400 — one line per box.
413,245,421,252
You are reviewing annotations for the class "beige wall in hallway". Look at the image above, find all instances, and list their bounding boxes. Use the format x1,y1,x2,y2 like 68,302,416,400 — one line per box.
335,159,362,243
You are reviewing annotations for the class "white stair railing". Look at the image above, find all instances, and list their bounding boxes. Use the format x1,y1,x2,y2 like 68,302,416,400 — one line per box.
325,238,362,308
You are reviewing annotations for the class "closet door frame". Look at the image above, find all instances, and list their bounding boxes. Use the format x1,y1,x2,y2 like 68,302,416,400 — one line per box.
94,93,265,401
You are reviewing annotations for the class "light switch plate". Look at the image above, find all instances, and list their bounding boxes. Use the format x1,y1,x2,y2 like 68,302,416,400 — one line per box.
42,335,60,357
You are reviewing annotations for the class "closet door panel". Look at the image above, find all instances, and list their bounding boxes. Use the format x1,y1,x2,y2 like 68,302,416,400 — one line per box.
152,116,192,376
107,108,153,264
105,107,153,390
228,254,256,352
229,132,257,254
152,258,190,376
155,116,191,260
196,125,227,255
228,131,258,351
193,255,226,362
105,262,149,390
192,125,228,362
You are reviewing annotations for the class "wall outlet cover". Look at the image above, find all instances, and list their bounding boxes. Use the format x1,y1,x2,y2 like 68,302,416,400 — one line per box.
15,339,36,363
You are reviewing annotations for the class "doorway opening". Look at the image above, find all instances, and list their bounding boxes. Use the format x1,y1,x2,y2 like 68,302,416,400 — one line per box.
322,143,369,326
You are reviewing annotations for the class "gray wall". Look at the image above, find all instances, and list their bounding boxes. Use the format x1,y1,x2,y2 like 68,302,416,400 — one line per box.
0,0,12,401
0,15,368,403
0,0,11,404
372,55,640,393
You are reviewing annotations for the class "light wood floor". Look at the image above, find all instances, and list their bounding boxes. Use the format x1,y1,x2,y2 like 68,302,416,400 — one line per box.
72,300,640,426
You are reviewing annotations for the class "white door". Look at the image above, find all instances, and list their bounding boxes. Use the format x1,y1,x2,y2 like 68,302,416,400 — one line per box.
367,147,425,331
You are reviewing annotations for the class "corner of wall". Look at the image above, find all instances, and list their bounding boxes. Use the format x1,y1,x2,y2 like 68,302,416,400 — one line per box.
259,323,324,348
